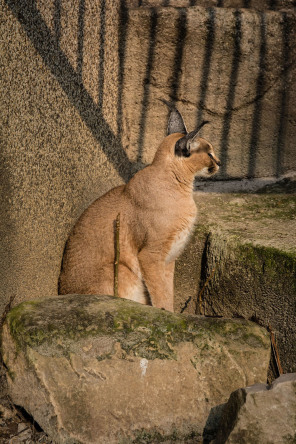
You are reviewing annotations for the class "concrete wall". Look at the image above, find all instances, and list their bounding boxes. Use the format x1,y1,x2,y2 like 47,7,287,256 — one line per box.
122,5,296,176
0,0,126,315
1,0,295,316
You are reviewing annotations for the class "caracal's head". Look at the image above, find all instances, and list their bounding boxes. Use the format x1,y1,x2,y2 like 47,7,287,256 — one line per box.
175,133,221,177
160,100,221,178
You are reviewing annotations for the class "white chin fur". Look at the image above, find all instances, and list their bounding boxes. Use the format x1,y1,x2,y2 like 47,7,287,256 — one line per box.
195,167,212,177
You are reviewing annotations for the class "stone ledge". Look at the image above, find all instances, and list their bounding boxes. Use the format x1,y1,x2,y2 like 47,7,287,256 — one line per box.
175,192,296,373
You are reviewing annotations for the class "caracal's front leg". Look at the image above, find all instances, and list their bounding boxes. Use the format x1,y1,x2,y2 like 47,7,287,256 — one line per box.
138,249,175,312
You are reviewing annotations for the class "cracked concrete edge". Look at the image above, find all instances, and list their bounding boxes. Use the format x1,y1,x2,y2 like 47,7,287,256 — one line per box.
126,0,296,11
194,172,296,193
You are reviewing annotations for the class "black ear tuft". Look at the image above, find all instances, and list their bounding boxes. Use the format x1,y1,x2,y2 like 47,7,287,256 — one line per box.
160,99,187,135
175,136,190,157
186,120,210,141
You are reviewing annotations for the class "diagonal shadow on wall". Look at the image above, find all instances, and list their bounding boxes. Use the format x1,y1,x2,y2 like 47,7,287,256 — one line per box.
5,0,294,183
5,0,135,183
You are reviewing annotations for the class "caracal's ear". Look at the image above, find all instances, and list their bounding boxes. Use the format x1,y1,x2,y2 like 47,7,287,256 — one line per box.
160,99,187,135
175,120,210,157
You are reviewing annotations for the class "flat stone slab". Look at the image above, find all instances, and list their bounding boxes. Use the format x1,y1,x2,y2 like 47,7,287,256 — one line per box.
194,193,296,255
2,295,270,443
214,373,296,444
175,193,296,313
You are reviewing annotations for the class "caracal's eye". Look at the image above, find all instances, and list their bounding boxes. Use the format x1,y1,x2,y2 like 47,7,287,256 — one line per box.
208,153,221,167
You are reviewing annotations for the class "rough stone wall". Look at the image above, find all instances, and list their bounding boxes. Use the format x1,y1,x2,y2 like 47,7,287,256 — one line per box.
1,0,296,316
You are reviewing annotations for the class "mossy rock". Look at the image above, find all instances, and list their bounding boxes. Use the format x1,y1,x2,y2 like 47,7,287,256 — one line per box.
2,295,270,444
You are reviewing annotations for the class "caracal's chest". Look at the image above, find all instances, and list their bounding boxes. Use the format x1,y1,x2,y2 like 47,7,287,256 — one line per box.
165,213,196,264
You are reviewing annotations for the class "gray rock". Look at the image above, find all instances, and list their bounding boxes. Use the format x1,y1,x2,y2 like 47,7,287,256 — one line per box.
214,373,296,444
2,295,270,444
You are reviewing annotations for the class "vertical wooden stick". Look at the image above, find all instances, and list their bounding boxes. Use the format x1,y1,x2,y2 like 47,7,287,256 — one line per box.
114,213,120,297
268,324,283,376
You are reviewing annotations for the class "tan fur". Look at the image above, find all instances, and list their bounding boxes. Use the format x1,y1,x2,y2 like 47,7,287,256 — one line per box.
59,133,220,311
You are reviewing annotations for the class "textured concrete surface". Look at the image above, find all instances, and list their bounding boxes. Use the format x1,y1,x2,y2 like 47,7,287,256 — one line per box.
122,5,296,177
2,294,270,443
0,0,126,318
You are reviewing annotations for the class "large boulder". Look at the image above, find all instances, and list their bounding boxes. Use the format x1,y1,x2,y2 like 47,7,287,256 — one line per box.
2,295,270,443
214,373,296,444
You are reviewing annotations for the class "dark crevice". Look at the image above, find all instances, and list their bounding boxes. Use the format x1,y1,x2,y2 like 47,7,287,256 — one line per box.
180,295,192,314
14,405,44,433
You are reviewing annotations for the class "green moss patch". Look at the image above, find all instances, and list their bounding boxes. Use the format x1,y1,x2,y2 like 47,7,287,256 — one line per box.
238,242,296,268
5,295,269,361
222,195,296,222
